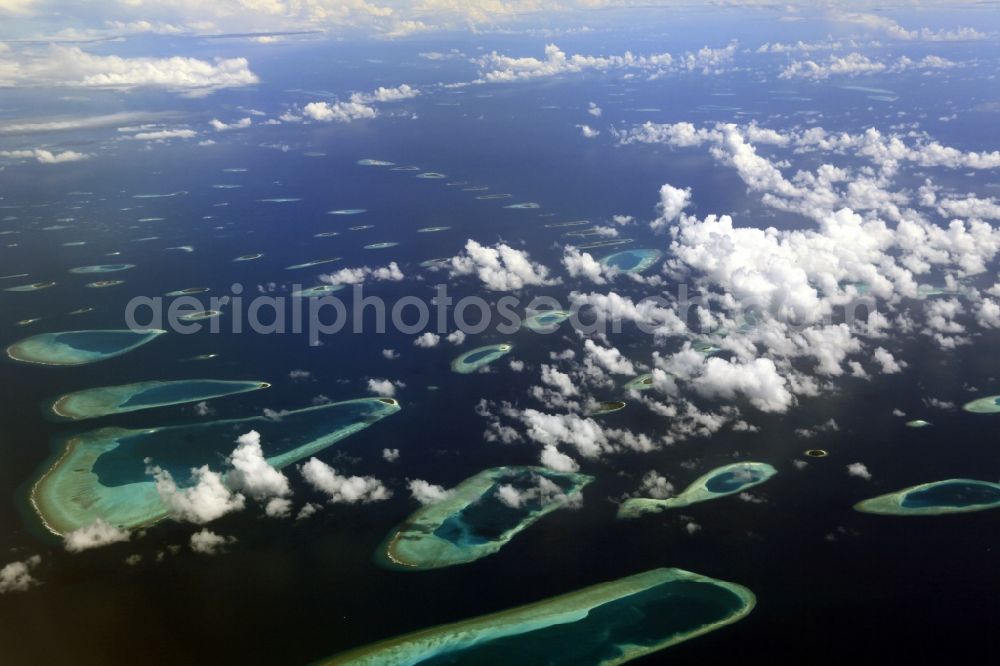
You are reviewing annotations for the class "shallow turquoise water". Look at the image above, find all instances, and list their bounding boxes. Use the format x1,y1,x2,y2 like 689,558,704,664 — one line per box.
417,580,745,665
901,482,1000,509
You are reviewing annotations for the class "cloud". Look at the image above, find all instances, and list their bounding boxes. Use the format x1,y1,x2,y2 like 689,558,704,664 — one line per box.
382,447,400,462
635,471,674,499
190,529,235,555
1,46,259,95
303,100,376,123
0,555,41,593
832,12,989,42
473,41,733,84
847,462,872,480
226,430,291,501
367,378,404,397
540,444,579,472
300,458,391,504
321,262,403,286
209,117,251,131
779,53,958,80
407,479,452,505
692,357,794,413
0,148,89,163
149,464,246,524
651,183,691,231
63,519,130,552
126,128,197,141
562,247,610,284
450,239,558,291
413,332,440,348
577,124,599,138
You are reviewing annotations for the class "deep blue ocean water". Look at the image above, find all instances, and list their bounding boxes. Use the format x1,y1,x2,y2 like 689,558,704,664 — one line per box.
3,9,1000,664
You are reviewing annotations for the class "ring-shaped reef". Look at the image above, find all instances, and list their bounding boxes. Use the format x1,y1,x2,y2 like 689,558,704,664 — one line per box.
379,466,592,570
906,419,931,428
451,343,513,374
804,449,828,458
417,172,447,179
85,280,124,288
855,479,1000,516
328,209,367,215
476,193,512,200
364,242,399,250
31,397,401,534
7,329,165,366
69,264,135,274
522,310,571,333
417,226,451,233
600,249,663,274
962,395,1000,414
358,159,394,166
504,202,540,209
619,462,777,518
321,567,755,666
233,253,263,261
48,379,269,421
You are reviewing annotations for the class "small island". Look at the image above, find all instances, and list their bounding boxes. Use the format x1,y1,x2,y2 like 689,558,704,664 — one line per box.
7,329,165,366
619,462,777,518
451,343,514,373
623,374,655,391
380,466,592,570
589,400,626,416
854,478,1000,516
322,567,755,665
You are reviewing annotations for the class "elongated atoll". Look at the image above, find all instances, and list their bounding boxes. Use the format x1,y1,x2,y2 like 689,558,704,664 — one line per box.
322,567,755,665
285,257,341,270
291,284,345,298
380,466,592,570
5,281,56,292
31,397,400,534
854,478,1000,515
7,329,165,366
48,379,269,421
450,343,513,373
69,264,135,274
619,462,777,518
962,395,1000,414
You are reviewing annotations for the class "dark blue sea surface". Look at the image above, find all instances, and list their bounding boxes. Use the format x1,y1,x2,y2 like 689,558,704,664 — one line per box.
3,9,1000,665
